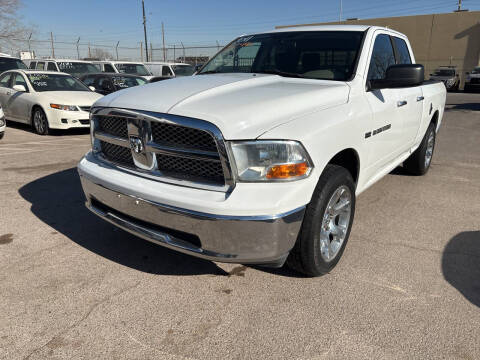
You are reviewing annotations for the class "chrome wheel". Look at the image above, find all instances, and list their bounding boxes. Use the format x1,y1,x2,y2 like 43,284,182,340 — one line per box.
33,110,46,134
320,185,352,262
425,130,435,168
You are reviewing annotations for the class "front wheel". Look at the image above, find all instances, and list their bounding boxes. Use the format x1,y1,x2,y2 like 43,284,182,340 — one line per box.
32,107,50,135
0,132,4,140
287,165,356,276
404,122,436,175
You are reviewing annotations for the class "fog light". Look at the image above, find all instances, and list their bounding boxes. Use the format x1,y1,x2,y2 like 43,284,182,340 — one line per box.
61,118,68,124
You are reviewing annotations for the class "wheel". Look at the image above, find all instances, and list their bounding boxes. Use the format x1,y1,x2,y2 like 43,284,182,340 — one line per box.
287,165,356,276
404,122,436,176
32,107,49,135
0,132,4,140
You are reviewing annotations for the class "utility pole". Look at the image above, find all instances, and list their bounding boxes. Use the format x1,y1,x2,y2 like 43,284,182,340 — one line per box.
339,0,343,22
162,22,166,61
181,42,185,63
140,42,144,62
50,32,55,58
28,33,32,57
142,0,149,62
88,42,91,58
457,0,462,11
76,37,81,59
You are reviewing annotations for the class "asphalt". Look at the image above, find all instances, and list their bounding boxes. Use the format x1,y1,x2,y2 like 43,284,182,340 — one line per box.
0,93,479,360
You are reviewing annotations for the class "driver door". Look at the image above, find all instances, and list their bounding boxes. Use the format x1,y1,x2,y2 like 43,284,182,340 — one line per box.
8,73,31,123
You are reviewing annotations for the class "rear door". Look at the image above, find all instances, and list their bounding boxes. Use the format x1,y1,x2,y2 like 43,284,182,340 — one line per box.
364,33,404,173
391,36,423,147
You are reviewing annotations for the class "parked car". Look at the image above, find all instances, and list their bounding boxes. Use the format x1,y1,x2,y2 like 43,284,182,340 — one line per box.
78,25,446,276
92,61,153,81
0,70,102,135
429,66,460,91
0,53,27,73
80,73,148,95
144,62,195,81
25,59,98,78
0,106,5,139
464,66,480,92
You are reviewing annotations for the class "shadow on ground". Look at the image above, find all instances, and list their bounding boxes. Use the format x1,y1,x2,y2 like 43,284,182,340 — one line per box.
18,167,229,276
445,103,480,111
442,231,480,307
6,120,91,136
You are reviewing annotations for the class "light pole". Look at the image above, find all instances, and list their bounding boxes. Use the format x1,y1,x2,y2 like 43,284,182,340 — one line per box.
142,0,149,62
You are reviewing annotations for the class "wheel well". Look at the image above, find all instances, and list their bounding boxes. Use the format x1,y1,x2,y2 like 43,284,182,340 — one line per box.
431,110,439,131
31,105,41,123
327,149,359,184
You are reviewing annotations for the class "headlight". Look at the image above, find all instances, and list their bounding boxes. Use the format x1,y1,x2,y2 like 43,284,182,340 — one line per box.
446,79,455,86
229,140,313,182
0,117,4,127
50,104,78,111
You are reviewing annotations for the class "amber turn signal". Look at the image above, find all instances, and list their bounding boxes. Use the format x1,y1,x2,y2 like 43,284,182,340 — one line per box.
266,162,309,179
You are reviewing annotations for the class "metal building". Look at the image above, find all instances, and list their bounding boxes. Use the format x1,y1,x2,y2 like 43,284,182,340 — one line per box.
277,11,480,88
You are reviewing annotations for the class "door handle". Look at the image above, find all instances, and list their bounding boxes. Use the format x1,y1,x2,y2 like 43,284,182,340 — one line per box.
397,100,408,107
417,96,425,102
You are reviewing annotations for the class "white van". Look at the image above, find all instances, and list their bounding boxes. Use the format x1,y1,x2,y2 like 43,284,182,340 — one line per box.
92,61,153,80
144,62,195,79
26,59,98,78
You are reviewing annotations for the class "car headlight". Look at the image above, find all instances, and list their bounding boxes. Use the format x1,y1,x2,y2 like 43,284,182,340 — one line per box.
446,79,455,86
0,116,4,127
50,104,78,111
229,140,313,182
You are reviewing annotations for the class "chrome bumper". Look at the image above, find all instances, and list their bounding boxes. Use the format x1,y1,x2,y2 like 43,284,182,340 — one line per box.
79,174,305,266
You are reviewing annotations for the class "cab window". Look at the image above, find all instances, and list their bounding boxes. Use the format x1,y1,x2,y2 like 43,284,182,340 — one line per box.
393,37,412,65
367,34,396,80
29,61,36,69
36,62,45,70
47,62,58,71
81,76,96,86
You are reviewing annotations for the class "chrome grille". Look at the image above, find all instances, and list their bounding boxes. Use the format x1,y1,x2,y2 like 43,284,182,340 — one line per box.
156,154,225,185
151,122,217,152
100,141,134,167
98,116,128,138
92,108,233,192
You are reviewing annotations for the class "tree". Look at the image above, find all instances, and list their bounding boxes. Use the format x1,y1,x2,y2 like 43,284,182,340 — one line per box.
0,0,31,52
90,48,114,60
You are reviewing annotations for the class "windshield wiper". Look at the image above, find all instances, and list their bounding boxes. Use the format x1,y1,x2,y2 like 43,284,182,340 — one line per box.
256,70,305,78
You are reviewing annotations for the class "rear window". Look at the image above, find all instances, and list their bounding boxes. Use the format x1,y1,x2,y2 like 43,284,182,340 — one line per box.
0,58,27,72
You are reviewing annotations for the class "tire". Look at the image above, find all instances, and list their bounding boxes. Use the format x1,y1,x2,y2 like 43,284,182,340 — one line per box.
287,165,356,276
404,122,436,176
32,107,50,135
0,132,4,140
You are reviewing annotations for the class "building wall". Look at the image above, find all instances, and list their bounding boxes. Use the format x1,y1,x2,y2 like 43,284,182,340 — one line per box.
277,11,480,88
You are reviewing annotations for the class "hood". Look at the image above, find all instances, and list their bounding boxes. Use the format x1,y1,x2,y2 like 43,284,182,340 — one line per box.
46,91,103,106
94,73,350,139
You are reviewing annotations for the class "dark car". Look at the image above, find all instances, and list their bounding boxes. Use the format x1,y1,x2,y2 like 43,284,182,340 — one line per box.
429,66,460,91
0,55,27,73
79,73,148,95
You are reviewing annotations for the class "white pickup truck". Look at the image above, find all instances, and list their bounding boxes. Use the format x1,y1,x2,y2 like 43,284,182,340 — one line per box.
78,25,446,276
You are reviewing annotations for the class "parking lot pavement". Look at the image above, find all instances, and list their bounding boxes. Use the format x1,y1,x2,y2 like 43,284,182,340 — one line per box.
0,93,479,360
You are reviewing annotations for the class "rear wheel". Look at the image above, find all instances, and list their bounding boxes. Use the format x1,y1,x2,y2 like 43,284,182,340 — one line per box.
0,132,4,140
404,122,436,175
287,165,356,276
32,107,49,135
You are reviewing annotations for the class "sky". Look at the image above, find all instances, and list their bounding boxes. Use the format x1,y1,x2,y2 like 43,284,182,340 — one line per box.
17,0,480,59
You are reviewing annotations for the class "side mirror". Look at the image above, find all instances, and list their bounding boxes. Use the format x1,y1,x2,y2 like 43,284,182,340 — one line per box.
369,64,424,90
89,86,96,92
13,84,27,92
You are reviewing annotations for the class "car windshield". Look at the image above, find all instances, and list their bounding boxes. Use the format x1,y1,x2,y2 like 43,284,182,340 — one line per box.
57,62,98,76
199,31,365,81
172,64,195,76
471,67,480,74
27,73,91,92
434,69,455,76
115,63,150,76
112,76,147,88
0,58,27,72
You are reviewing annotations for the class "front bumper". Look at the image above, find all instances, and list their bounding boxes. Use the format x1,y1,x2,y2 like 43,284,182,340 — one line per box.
46,108,90,129
79,169,306,266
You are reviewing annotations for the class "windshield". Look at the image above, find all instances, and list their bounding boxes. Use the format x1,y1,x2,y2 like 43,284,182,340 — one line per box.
433,69,455,76
112,76,147,88
172,64,195,76
27,73,91,92
199,31,364,81
471,67,480,74
115,63,150,76
0,58,27,72
57,62,98,76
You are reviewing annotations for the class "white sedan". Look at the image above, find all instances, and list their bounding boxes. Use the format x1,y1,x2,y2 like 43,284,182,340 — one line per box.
0,70,102,135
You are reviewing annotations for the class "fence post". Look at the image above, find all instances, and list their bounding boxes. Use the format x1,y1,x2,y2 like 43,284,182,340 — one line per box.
50,32,55,58
76,37,81,59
